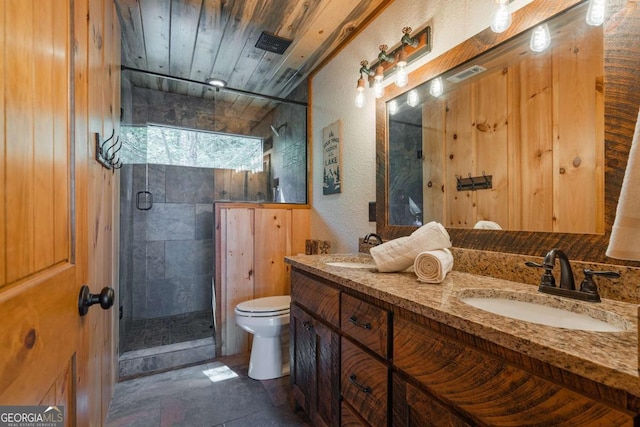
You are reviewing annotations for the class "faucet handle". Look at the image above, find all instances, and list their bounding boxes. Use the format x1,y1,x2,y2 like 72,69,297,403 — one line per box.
525,261,555,287
580,269,620,298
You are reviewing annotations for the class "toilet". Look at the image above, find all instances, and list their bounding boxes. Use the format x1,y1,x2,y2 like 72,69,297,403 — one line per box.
234,295,291,380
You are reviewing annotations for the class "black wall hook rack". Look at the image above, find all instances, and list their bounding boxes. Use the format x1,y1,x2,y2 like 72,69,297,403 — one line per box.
95,130,123,171
456,171,492,191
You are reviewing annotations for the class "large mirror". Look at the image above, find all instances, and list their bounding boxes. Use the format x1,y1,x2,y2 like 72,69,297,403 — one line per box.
388,2,602,234
376,0,640,264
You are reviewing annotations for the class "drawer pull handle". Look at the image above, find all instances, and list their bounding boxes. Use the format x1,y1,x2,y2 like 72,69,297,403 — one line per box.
349,315,372,330
349,374,372,394
303,321,313,331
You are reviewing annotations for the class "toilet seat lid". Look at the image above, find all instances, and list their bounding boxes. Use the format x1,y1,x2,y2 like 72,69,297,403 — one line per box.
235,295,291,314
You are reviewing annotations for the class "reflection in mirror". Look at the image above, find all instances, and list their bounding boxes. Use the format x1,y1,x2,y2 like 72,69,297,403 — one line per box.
387,2,604,234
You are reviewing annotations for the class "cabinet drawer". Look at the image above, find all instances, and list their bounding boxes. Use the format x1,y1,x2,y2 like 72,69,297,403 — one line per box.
394,316,636,426
341,337,388,426
341,293,390,358
291,270,340,327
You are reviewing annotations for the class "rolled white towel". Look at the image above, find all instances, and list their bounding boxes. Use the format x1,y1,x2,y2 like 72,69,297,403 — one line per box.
473,220,502,230
413,249,454,283
370,221,451,272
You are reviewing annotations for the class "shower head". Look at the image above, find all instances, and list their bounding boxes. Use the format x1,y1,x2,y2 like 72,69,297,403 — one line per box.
270,123,287,137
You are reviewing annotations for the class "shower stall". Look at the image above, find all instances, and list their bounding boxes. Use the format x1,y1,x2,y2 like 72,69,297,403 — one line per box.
116,78,308,378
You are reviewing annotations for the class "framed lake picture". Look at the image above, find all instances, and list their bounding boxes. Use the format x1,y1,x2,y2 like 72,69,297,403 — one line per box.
323,120,342,195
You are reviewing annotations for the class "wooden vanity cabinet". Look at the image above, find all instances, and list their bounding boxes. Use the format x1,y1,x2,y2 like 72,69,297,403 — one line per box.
290,267,638,426
290,271,341,427
394,315,637,426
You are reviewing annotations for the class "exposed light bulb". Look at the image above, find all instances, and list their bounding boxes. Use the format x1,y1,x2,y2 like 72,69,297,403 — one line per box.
529,23,551,52
490,2,512,33
396,50,409,88
355,76,366,108
586,0,605,26
429,77,444,97
407,89,419,107
388,100,399,115
373,65,384,99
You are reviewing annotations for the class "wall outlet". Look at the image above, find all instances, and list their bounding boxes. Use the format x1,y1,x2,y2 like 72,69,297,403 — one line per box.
369,202,376,222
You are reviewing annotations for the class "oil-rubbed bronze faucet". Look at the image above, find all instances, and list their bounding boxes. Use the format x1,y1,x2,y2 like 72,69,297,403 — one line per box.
525,248,620,302
363,233,383,246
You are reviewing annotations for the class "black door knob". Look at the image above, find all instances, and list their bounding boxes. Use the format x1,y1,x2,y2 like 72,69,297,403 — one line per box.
78,285,115,316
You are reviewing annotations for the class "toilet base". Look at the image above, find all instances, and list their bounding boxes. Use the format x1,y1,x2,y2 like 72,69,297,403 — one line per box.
248,335,289,380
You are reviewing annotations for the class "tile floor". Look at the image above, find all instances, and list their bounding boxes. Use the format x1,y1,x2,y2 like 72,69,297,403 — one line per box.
105,353,312,427
122,311,214,352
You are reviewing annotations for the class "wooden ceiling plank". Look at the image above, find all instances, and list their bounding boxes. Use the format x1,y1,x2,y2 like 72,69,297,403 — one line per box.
139,0,171,72
116,0,148,69
168,0,201,78
187,0,230,97
256,0,389,97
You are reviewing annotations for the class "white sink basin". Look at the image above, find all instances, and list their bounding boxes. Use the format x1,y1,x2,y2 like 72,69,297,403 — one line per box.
460,296,625,332
325,261,374,269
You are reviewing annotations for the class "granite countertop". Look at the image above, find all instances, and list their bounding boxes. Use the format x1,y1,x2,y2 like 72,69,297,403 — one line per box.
285,253,640,397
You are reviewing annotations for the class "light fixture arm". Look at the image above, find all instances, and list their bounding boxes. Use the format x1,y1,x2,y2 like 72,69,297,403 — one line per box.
359,60,373,76
400,27,418,48
378,45,395,64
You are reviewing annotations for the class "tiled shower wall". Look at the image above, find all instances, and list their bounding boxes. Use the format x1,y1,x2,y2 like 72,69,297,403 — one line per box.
119,164,215,332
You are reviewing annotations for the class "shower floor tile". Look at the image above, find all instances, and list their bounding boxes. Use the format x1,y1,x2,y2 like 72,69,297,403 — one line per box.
123,311,214,352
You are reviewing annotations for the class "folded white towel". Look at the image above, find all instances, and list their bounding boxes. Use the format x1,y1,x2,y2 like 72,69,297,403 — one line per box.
370,221,451,272
413,249,454,283
473,220,502,230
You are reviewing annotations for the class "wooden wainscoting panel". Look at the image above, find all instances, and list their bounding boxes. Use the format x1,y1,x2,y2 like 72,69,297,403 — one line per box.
254,208,291,298
291,207,310,256
422,98,446,224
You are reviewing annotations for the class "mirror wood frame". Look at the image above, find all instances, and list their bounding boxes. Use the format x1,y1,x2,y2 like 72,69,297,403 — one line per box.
376,0,640,265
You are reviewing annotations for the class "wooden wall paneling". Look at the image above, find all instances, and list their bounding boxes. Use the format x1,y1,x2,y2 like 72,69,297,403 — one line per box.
506,63,522,231
553,25,604,234
422,99,446,224
221,207,255,356
167,0,201,95
254,208,291,298
474,70,509,228
445,84,474,228
53,0,70,264
73,0,91,424
0,1,6,287
85,0,106,421
5,0,35,283
515,55,554,232
33,0,56,271
291,207,311,256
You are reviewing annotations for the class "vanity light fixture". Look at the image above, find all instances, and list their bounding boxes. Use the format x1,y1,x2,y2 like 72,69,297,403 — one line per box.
490,0,512,33
529,23,551,52
355,60,373,108
377,44,395,64
373,65,385,99
586,0,605,26
407,89,420,107
396,27,418,88
372,45,395,98
355,74,367,108
429,77,444,97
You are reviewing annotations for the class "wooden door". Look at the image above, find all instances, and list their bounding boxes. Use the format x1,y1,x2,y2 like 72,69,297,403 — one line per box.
0,0,118,425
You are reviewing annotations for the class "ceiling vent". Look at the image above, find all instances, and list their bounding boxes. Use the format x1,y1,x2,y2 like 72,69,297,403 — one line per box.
255,32,293,55
446,65,487,83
